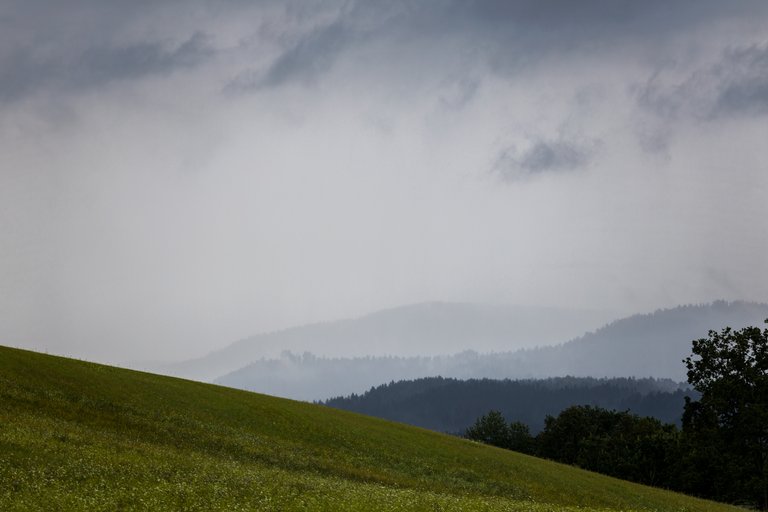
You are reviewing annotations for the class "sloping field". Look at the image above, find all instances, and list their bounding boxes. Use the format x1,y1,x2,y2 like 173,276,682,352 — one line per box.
0,346,741,511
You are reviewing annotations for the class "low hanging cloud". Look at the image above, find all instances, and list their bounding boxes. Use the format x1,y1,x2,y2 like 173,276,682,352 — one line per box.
636,42,768,122
493,137,600,181
631,41,768,155
225,19,355,93
0,32,213,102
712,44,768,117
221,0,768,93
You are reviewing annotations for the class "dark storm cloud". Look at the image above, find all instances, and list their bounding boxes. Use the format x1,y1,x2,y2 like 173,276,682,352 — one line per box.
376,0,768,45
260,22,349,87
227,0,768,90
712,44,768,117
493,138,599,181
227,21,353,92
636,42,768,121
3,0,765,98
0,33,212,102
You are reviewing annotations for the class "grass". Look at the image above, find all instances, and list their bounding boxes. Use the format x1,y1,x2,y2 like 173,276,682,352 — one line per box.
0,346,743,511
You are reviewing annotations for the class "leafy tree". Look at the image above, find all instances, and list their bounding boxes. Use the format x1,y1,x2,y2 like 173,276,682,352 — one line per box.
508,420,535,454
463,410,512,449
682,320,768,509
464,411,536,454
537,405,680,486
537,405,608,464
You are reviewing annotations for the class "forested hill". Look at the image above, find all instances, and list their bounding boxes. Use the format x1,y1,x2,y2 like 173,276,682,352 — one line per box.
217,301,768,401
323,376,694,434
516,300,768,380
160,302,611,381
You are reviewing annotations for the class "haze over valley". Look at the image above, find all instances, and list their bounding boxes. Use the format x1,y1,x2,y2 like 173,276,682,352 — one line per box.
194,300,767,401
154,301,614,381
3,1,767,370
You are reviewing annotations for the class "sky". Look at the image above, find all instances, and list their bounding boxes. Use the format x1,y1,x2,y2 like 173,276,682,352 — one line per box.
1,0,767,364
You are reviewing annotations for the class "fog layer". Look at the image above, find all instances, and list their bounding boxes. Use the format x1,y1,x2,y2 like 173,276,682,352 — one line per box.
1,1,767,363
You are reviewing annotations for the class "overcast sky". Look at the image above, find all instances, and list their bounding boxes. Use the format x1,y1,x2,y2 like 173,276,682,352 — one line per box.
2,1,767,364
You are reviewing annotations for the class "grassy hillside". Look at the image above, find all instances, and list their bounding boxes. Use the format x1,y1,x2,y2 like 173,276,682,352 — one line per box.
0,346,741,511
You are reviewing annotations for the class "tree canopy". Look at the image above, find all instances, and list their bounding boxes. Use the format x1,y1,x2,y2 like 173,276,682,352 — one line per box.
682,320,768,509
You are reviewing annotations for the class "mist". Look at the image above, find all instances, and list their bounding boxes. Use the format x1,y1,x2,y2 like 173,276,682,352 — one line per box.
1,1,767,364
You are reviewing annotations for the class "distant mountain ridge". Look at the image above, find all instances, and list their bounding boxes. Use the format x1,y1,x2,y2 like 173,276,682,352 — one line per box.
522,300,768,378
157,302,613,381
215,301,768,400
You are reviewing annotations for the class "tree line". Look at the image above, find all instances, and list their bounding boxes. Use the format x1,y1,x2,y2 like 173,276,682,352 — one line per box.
464,322,768,509
325,375,693,433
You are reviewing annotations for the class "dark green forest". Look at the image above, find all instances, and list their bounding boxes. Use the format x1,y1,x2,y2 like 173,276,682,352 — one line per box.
324,376,694,433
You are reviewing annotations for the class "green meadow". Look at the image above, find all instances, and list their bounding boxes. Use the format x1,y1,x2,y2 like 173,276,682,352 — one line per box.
0,346,742,511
